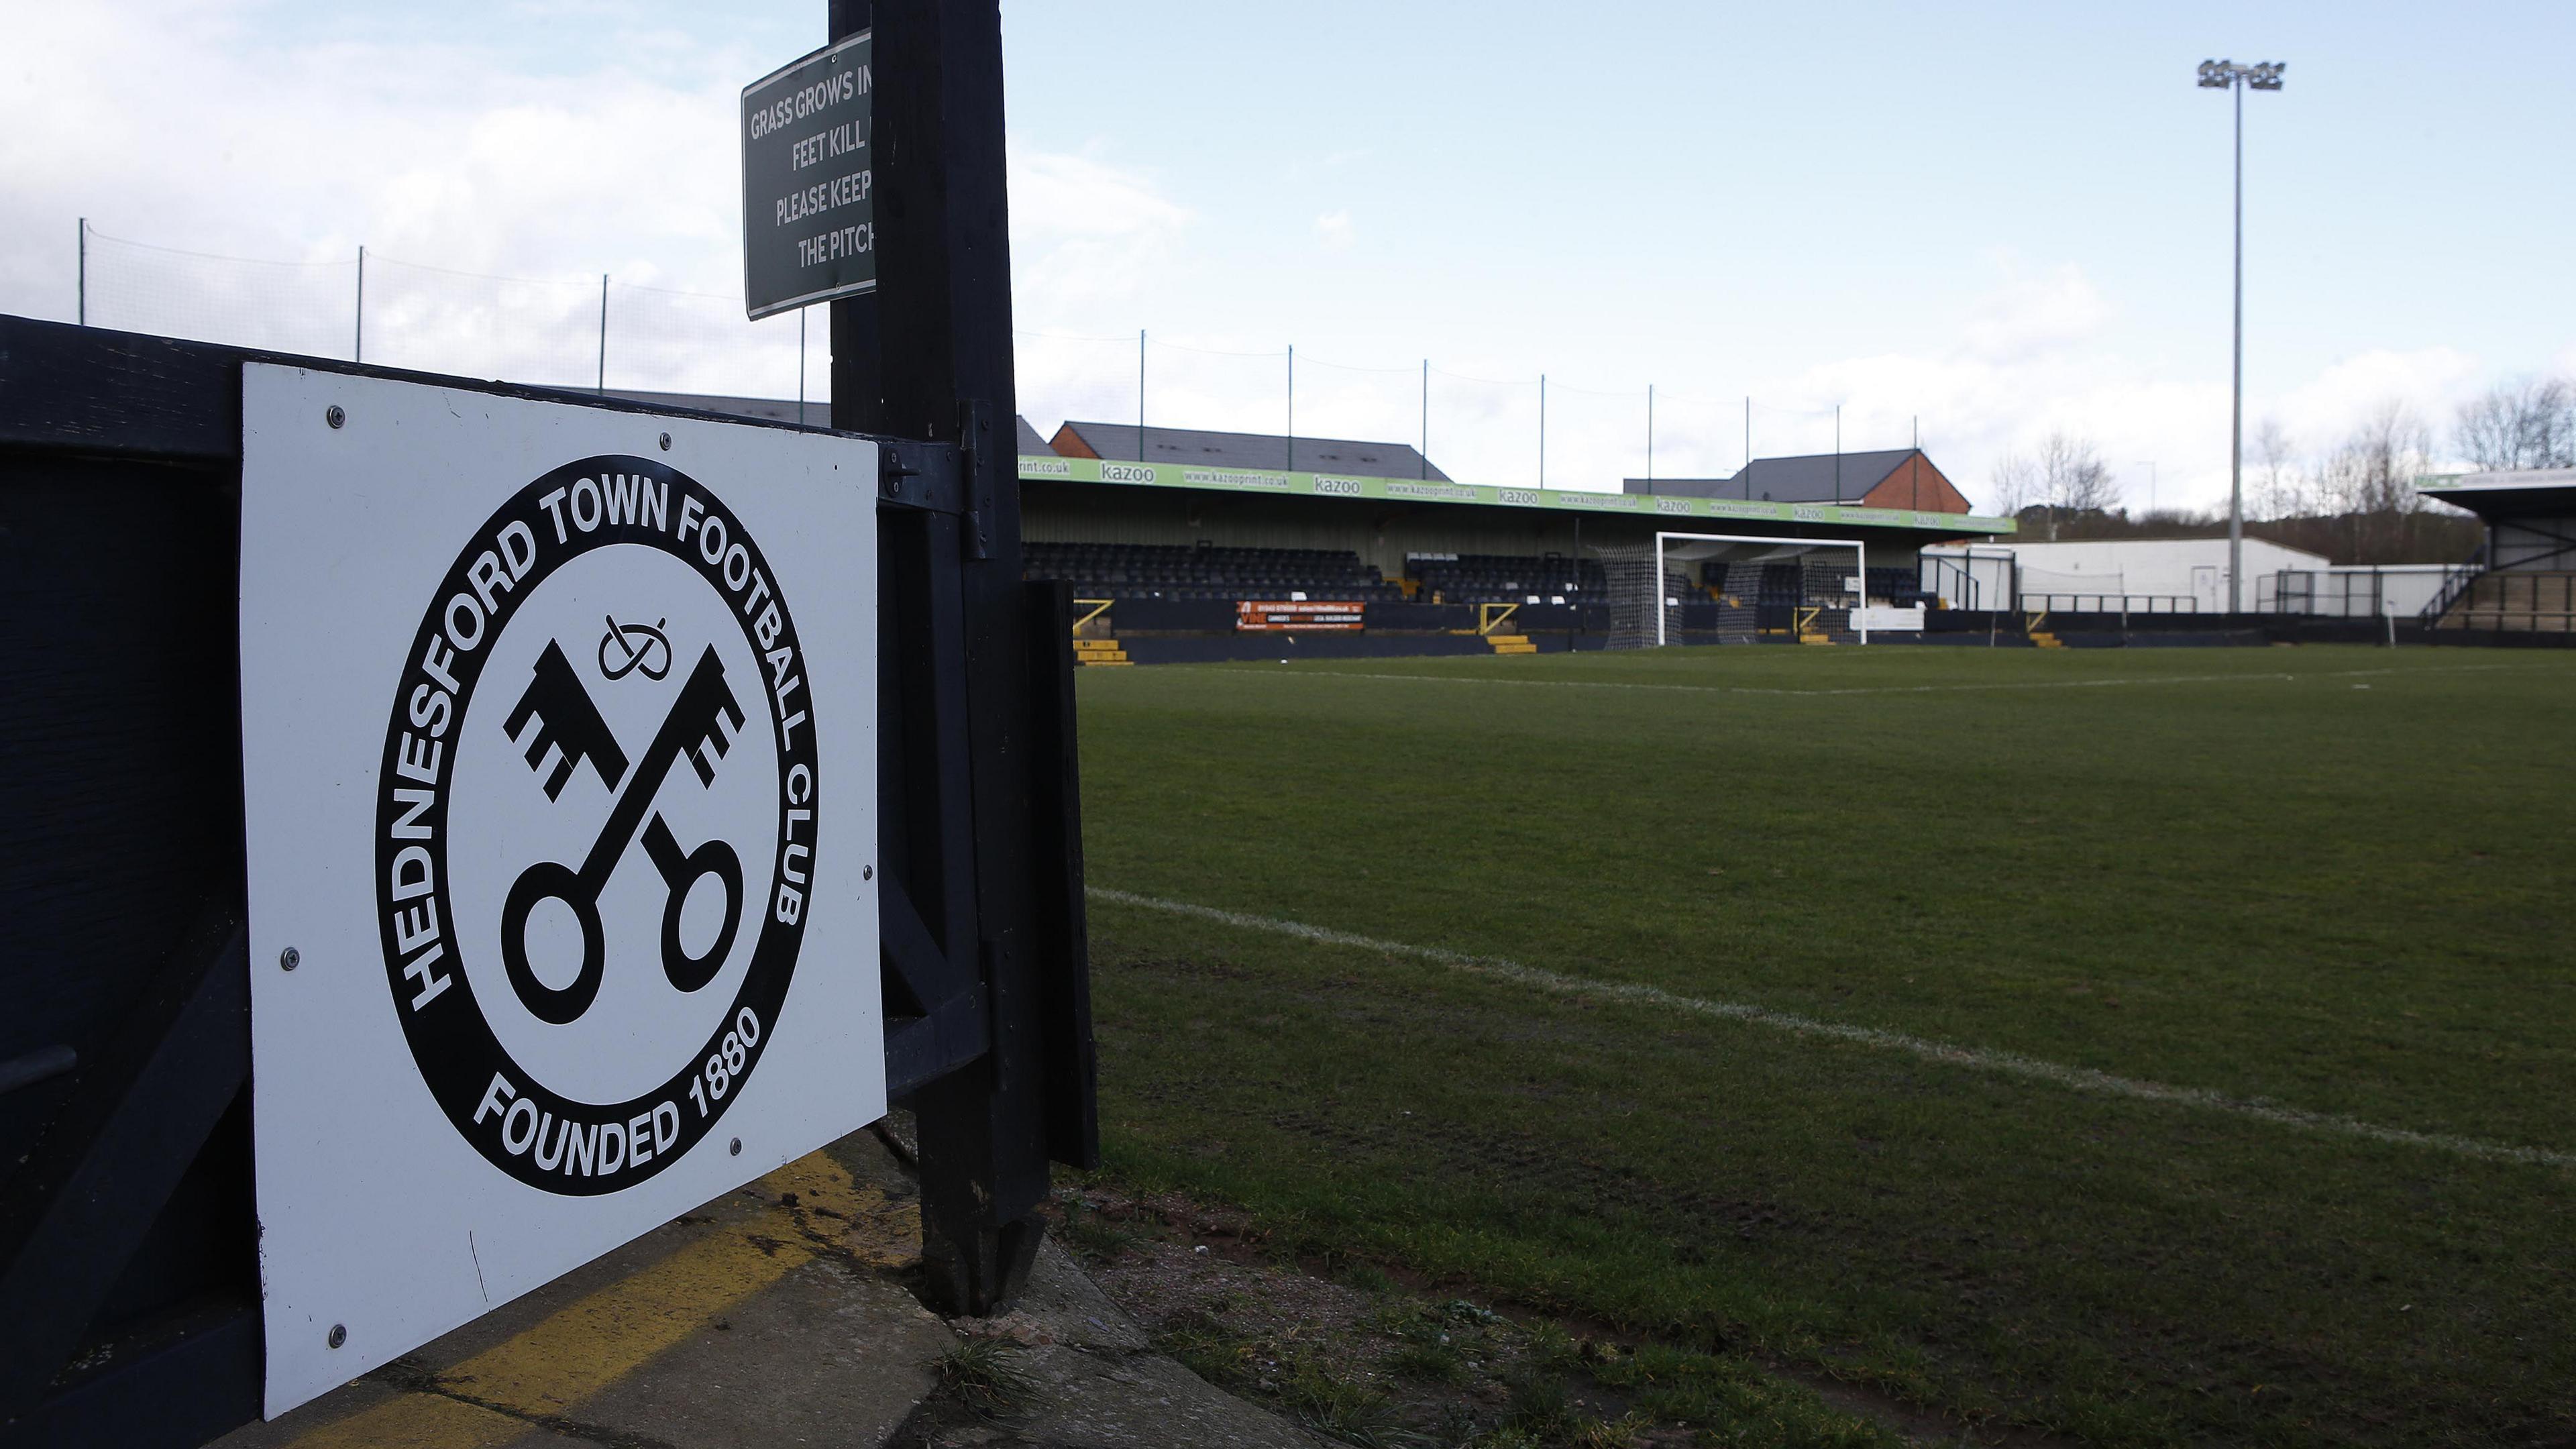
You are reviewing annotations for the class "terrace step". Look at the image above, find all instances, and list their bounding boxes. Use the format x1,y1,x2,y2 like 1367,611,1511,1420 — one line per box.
1485,633,1538,655
1072,638,1132,665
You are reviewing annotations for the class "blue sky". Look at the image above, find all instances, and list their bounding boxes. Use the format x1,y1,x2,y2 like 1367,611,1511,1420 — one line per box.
5,1,2570,506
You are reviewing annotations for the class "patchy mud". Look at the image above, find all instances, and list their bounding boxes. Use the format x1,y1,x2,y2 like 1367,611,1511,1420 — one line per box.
1037,1179,2064,1449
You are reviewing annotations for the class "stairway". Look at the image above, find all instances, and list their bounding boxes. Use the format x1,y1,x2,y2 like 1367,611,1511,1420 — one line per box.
1485,633,1537,655
2029,631,2063,648
1071,638,1132,667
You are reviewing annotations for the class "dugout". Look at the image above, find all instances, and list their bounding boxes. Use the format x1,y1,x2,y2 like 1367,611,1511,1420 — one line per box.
2416,469,2576,634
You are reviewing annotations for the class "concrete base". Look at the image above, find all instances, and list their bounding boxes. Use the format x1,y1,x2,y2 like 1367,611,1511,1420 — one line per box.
215,1129,1321,1449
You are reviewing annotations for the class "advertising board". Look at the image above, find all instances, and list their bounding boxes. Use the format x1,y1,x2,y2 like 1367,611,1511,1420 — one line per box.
1236,600,1364,632
239,365,884,1415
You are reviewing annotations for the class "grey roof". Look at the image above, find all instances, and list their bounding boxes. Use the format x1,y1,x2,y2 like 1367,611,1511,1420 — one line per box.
1623,449,1918,504
607,390,1049,453
2420,467,2576,519
1057,420,1450,482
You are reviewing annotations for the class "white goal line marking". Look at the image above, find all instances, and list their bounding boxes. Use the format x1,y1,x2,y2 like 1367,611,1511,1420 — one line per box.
1089,887,2574,1172
1195,663,2514,698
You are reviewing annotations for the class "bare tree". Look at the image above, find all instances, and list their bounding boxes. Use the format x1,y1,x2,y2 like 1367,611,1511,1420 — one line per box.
2038,430,2118,514
1989,451,2041,517
2252,416,2299,518
2313,402,2435,557
2454,376,2575,471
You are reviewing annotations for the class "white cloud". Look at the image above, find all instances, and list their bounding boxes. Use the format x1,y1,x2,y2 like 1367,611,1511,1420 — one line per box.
1960,256,2113,363
1007,146,1193,319
1314,210,1354,252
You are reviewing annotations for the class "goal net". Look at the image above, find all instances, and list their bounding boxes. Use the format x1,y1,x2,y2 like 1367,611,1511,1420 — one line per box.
1599,533,1873,648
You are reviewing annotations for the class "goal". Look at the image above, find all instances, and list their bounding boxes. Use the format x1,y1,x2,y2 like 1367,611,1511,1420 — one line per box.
1599,532,1874,648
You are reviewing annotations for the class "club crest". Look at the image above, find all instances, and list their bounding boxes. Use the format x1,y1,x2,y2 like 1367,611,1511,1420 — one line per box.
373,456,818,1194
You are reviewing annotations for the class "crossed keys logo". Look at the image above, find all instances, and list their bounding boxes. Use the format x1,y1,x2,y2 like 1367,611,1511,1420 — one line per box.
498,637,748,1024
378,458,817,1195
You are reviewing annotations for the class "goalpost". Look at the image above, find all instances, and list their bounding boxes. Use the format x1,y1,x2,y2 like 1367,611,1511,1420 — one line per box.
1601,531,1873,649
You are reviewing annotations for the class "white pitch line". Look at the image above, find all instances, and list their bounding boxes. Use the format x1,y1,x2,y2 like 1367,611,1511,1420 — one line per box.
1173,662,2516,699
1089,886,2574,1171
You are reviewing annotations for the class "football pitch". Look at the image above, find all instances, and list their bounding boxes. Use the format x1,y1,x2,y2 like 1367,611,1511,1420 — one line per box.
1071,644,2576,1446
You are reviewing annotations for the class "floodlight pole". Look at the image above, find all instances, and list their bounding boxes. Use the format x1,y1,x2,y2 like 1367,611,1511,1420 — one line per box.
2230,76,2242,611
2200,58,2285,613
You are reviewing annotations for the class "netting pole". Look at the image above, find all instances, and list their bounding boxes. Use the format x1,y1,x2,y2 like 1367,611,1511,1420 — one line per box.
1656,532,1668,647
596,274,608,393
1137,329,1145,460
354,246,366,362
1285,343,1293,471
797,308,807,425
75,218,85,325
1646,383,1654,483
1859,539,1870,645
1538,373,1547,488
1419,360,1428,478
1743,396,1752,496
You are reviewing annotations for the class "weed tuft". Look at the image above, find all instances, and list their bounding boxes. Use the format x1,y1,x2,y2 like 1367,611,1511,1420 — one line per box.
932,1337,1036,1417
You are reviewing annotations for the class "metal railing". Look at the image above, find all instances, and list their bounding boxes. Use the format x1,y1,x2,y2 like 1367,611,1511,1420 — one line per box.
2418,546,2488,623
2015,593,2200,614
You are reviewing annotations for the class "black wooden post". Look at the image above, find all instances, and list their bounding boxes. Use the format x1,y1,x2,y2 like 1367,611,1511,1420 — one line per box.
830,0,1079,1316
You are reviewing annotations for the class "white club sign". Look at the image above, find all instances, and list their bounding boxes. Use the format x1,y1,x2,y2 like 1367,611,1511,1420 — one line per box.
239,365,883,1416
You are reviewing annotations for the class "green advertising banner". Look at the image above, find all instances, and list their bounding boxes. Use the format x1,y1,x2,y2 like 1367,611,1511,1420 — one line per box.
1016,455,2017,535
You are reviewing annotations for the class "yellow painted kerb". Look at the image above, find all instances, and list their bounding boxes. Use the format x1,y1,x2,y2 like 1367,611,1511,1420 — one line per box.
286,1150,893,1449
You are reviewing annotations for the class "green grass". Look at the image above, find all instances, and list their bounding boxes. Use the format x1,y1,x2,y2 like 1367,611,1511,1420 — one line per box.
1072,645,2576,1447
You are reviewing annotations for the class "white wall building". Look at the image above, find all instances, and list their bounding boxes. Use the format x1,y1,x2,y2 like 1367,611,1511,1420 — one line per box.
1925,537,2332,613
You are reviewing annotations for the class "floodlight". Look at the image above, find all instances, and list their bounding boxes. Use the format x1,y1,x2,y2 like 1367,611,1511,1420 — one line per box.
2196,53,2290,611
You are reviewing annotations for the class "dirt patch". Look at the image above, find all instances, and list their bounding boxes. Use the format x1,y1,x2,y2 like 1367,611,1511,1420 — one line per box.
1042,1180,2074,1449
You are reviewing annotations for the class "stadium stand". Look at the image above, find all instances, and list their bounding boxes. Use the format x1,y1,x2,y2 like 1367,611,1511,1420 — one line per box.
1692,561,1931,608
1024,541,1403,602
2416,470,2576,635
1407,553,1606,604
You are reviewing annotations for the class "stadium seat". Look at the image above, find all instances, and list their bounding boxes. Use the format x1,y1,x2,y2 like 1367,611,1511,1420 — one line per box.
1021,541,1403,603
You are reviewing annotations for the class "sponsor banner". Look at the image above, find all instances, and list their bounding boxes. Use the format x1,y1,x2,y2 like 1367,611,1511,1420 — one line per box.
1181,466,1289,490
241,366,882,1415
1854,605,1927,631
1018,456,2017,535
1236,600,1364,632
1385,480,1481,501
